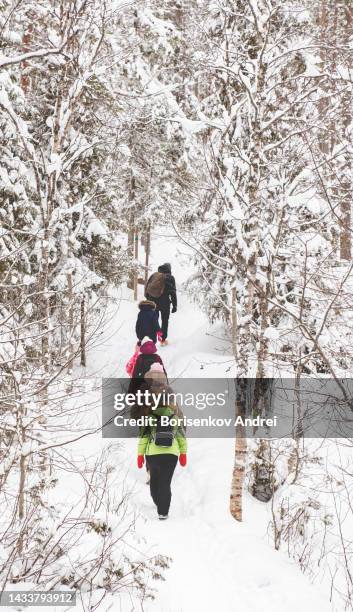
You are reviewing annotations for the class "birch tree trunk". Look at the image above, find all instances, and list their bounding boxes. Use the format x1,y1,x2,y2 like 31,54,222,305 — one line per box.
230,379,247,521
237,19,266,378
288,348,303,483
230,3,268,519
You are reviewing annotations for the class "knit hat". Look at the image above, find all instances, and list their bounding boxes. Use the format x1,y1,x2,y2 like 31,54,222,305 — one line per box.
145,362,167,384
149,362,164,372
140,337,157,354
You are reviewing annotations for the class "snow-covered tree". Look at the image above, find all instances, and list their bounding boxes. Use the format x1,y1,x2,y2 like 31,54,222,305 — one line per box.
0,0,170,598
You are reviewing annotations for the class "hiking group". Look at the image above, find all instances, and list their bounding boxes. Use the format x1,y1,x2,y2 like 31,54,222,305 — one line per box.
126,262,187,521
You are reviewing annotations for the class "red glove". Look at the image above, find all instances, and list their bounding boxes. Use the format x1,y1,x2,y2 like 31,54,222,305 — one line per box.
179,454,187,467
137,455,144,469
157,330,163,341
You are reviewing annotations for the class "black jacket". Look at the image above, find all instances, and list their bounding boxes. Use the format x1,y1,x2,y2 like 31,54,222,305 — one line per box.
146,263,177,311
128,354,166,395
136,301,160,342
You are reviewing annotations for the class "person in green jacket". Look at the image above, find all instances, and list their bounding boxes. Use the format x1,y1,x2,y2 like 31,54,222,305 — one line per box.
137,388,187,520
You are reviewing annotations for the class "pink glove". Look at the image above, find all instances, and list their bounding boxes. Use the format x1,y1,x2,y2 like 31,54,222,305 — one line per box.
137,455,144,469
157,331,163,341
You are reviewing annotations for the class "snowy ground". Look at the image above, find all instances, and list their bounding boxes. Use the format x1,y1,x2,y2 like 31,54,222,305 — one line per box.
5,229,335,612
85,229,333,612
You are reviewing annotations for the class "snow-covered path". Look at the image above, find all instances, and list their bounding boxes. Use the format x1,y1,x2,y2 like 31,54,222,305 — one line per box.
91,231,232,381
85,230,333,612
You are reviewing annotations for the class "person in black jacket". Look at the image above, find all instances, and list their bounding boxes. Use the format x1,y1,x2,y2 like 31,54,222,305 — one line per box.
145,263,177,345
135,300,161,344
128,337,167,397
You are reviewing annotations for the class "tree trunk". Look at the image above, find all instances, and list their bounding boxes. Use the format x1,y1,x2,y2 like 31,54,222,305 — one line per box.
80,294,86,367
144,223,151,286
127,226,134,290
39,229,51,372
18,428,26,522
339,2,352,260
230,380,247,521
318,0,352,260
256,265,271,379
340,188,351,260
20,21,33,93
67,270,74,370
133,230,139,301
231,285,238,359
237,36,266,377
127,173,136,290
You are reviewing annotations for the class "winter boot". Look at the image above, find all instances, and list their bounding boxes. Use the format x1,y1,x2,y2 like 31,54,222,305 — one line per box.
158,514,169,520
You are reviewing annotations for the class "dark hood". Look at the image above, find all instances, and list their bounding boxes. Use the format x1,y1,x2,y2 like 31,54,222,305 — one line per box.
158,263,171,274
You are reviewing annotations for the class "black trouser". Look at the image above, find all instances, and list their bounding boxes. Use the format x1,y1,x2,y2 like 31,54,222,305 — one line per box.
147,454,177,515
156,306,170,340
